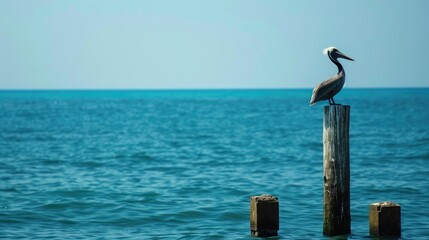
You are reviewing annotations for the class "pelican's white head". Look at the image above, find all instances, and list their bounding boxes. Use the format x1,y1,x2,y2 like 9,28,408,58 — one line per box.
323,46,336,55
323,46,354,61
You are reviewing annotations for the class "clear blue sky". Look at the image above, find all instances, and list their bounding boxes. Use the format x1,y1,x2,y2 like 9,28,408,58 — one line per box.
1,0,428,89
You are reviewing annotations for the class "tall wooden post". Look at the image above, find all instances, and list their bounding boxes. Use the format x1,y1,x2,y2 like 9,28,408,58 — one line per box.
323,105,351,236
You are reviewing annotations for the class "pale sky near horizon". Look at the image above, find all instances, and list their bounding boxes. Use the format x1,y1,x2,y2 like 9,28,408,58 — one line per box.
1,0,428,89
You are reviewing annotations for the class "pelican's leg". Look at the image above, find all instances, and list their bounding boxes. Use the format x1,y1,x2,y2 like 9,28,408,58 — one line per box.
331,98,336,105
328,98,332,105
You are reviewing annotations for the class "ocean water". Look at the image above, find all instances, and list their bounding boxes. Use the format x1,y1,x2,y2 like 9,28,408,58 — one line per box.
0,89,428,239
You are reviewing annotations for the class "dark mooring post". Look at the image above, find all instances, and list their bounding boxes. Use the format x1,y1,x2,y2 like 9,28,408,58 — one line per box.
369,202,401,237
323,105,351,236
250,195,279,237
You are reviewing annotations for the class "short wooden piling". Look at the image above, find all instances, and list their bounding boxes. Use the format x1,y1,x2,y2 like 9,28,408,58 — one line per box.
323,105,351,236
369,202,401,237
250,194,279,237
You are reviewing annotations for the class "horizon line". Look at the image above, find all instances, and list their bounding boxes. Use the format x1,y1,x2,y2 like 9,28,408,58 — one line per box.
0,86,428,91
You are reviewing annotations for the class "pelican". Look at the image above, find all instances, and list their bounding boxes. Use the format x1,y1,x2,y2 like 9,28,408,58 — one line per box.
310,47,354,106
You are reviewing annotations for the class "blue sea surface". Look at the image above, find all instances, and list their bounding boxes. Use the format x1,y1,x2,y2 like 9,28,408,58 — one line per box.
1,89,428,239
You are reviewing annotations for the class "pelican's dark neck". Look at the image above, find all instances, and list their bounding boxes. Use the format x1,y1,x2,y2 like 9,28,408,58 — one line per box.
328,52,343,73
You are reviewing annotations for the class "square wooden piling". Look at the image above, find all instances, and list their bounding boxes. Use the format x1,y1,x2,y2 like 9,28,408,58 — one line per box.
369,202,401,237
250,194,279,237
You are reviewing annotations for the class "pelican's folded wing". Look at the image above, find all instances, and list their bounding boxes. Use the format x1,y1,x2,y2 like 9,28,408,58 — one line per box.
310,75,341,105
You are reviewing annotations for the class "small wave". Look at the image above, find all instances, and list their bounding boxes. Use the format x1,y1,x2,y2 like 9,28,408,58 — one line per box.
41,158,63,165
53,189,99,198
57,219,77,225
72,160,105,168
0,188,19,193
38,202,73,210
0,218,25,224
129,151,156,161
406,152,429,161
216,209,244,221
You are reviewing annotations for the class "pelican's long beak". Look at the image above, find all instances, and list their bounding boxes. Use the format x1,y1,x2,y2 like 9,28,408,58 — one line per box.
337,51,354,61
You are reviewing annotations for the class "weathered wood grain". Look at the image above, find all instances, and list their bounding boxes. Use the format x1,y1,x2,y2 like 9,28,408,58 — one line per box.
323,105,351,236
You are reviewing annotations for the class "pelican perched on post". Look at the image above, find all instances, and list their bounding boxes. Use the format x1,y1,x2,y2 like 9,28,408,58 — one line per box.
310,47,354,106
